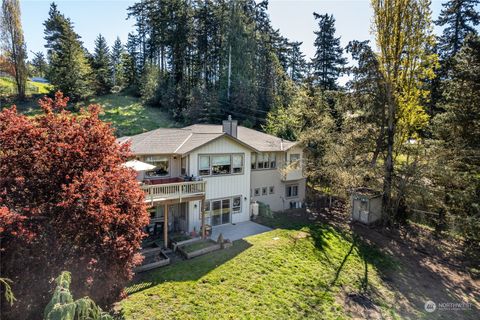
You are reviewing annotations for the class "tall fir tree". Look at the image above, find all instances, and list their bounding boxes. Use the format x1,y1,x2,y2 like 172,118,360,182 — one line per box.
43,2,94,100
287,41,308,83
433,34,480,256
311,13,347,91
92,34,112,95
111,36,125,89
436,0,479,61
0,0,27,99
30,51,48,77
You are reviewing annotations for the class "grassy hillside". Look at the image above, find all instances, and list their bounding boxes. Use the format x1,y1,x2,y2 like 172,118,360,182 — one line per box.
121,222,401,320
0,76,52,96
2,91,177,137
83,93,178,137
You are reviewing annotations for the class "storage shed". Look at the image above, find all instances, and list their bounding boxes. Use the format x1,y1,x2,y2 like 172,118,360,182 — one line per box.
350,188,382,224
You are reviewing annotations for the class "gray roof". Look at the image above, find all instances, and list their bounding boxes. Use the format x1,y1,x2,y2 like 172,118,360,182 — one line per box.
118,124,298,155
184,125,297,152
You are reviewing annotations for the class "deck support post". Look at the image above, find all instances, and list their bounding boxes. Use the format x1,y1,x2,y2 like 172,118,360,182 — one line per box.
201,198,206,239
164,203,168,249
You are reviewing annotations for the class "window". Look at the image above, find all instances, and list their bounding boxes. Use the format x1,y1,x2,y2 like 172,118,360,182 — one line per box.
212,155,231,175
199,154,244,176
251,152,276,170
232,154,243,174
257,153,264,169
145,156,170,177
200,200,211,219
286,184,299,198
199,155,210,176
181,157,187,175
263,153,270,169
289,154,300,169
232,197,241,213
269,186,275,194
270,153,277,168
254,188,260,196
262,187,267,195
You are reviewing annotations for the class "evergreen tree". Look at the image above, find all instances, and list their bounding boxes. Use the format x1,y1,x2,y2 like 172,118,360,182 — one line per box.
436,0,479,61
311,13,346,90
30,51,47,77
92,34,112,94
0,0,27,99
287,41,307,83
111,36,125,89
433,34,480,255
43,2,94,100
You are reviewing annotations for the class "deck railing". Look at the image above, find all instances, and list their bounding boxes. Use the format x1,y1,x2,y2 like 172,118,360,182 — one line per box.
142,180,206,202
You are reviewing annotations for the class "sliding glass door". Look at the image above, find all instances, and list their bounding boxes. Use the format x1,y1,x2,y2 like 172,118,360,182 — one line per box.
210,199,231,226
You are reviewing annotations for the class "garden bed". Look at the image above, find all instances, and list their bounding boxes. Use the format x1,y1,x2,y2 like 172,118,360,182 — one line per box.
134,247,170,273
178,239,222,259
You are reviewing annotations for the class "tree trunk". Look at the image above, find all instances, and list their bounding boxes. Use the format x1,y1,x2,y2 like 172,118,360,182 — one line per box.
382,86,395,226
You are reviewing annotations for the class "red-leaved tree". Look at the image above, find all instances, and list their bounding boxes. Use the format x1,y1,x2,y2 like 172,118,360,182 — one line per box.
0,92,149,319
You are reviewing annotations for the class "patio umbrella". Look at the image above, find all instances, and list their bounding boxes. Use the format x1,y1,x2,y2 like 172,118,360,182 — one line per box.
123,159,156,171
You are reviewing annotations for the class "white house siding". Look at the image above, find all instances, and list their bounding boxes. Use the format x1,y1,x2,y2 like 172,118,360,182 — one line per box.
250,168,286,212
251,150,306,212
284,146,304,181
186,136,252,232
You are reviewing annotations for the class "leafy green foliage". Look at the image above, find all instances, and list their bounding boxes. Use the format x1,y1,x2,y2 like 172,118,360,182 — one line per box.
44,272,113,320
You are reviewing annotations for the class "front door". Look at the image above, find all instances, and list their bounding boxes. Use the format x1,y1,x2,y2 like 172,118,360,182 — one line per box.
211,199,231,226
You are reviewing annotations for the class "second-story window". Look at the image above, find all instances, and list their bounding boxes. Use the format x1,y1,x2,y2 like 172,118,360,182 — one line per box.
212,155,231,175
145,156,170,177
289,153,300,169
232,155,243,173
199,154,244,176
199,155,211,176
251,152,277,170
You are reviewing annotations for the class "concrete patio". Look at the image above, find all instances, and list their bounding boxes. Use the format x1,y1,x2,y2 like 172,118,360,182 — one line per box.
210,221,272,241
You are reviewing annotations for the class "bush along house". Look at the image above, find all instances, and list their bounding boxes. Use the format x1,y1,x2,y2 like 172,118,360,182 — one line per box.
118,116,306,248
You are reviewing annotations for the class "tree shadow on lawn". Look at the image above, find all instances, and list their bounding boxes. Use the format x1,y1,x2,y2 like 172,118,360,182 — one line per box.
350,223,480,320
126,239,252,295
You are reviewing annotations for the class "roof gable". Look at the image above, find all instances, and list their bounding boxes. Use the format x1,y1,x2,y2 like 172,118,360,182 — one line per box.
118,123,299,155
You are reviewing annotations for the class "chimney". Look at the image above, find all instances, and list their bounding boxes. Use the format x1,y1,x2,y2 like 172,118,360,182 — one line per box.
222,115,238,138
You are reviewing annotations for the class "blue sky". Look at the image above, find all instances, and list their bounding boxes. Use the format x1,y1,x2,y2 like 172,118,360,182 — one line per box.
20,0,449,62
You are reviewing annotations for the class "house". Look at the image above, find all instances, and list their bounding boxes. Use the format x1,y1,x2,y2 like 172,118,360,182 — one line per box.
118,117,306,247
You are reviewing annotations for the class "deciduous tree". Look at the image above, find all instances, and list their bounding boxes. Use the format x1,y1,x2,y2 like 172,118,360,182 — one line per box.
371,0,437,223
0,0,27,99
0,92,149,319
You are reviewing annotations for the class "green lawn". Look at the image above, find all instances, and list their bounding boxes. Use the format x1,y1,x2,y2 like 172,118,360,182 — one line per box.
0,76,52,96
120,218,400,319
79,93,178,137
3,91,177,137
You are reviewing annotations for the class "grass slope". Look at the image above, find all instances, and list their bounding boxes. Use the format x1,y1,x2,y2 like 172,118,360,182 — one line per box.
0,76,52,95
78,93,178,137
3,91,177,137
121,221,399,320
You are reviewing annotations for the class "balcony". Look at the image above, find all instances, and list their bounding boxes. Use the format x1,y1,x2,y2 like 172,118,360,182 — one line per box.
142,179,206,204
